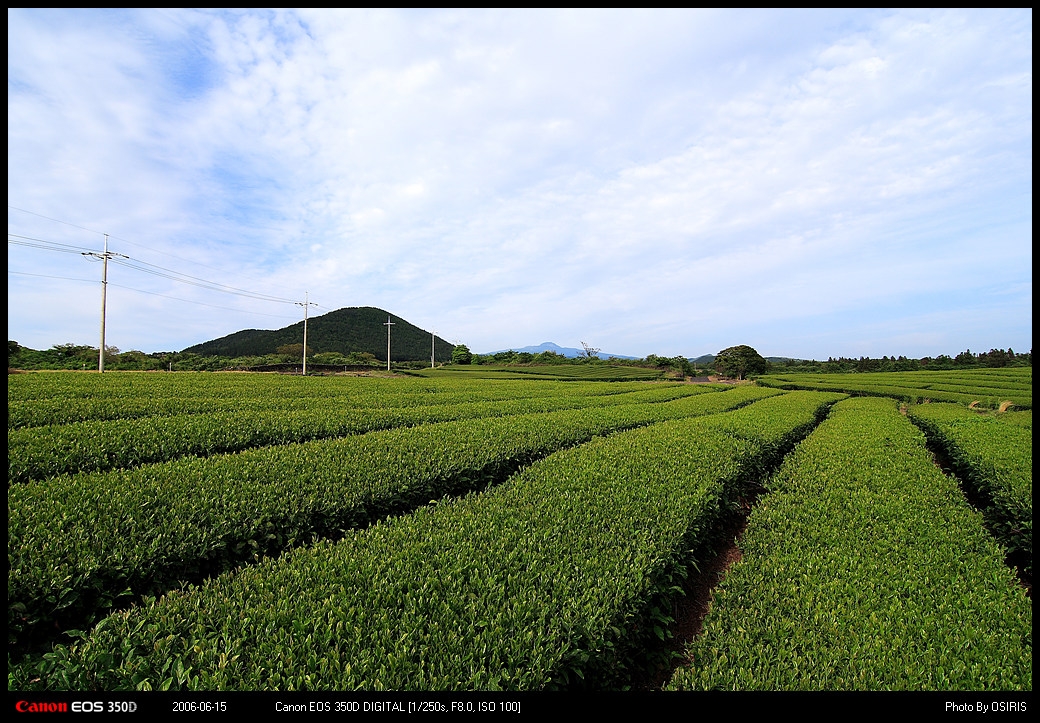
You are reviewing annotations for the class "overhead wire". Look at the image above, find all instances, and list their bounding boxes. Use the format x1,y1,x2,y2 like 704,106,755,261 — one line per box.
8,208,345,348
106,283,300,319
8,270,98,284
108,256,299,304
9,228,304,306
8,233,99,255
7,269,300,320
9,204,303,293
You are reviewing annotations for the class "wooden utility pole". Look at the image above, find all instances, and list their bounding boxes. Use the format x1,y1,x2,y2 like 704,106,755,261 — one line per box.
384,316,395,371
295,292,317,375
81,234,128,373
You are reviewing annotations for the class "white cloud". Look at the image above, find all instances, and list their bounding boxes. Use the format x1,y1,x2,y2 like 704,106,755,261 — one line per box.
8,8,1031,358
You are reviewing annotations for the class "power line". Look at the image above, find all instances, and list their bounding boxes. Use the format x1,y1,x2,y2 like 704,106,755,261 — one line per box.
8,233,98,254
8,270,98,283
107,283,301,319
11,230,300,305
9,210,331,351
109,257,298,304
7,206,100,235
9,204,307,298
8,270,298,319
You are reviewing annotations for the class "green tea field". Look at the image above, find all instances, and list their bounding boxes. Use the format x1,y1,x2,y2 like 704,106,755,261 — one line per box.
7,369,1031,693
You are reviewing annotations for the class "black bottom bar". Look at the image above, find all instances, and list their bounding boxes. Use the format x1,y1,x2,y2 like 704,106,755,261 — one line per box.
7,690,1032,717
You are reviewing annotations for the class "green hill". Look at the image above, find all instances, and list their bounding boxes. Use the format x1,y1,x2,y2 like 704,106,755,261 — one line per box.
181,307,455,362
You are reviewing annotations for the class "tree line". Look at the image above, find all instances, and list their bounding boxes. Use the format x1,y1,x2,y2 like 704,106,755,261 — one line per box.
449,344,703,377
6,341,394,372
9,340,1030,376
770,348,1030,374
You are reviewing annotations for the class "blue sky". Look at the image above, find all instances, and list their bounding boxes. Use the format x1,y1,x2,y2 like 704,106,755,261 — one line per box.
7,8,1032,359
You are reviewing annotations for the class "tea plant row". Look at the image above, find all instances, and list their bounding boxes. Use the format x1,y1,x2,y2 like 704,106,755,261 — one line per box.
7,376,678,430
756,368,1031,409
9,383,712,484
11,391,842,691
8,385,775,655
906,403,1032,576
666,397,1031,691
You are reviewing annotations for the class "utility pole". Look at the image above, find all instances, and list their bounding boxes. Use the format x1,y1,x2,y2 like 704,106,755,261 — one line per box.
295,292,317,375
81,234,128,373
431,329,436,368
384,316,395,371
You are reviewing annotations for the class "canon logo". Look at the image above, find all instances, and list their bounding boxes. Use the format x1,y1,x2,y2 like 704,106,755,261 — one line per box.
14,701,107,713
15,700,68,713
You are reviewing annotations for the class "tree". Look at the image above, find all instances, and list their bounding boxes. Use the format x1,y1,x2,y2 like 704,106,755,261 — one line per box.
276,343,311,358
580,341,601,359
312,352,347,365
345,351,377,365
451,344,472,365
534,350,565,364
983,348,1010,367
714,344,767,380
954,349,976,366
643,354,692,377
673,356,694,378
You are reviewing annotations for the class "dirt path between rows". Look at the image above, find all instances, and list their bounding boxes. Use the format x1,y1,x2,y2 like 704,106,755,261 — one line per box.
632,501,752,690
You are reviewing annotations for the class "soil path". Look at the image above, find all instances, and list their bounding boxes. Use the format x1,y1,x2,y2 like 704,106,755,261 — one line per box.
633,504,751,690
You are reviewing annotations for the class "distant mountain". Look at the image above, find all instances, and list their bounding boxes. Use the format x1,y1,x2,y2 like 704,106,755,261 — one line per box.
181,306,454,362
481,342,639,360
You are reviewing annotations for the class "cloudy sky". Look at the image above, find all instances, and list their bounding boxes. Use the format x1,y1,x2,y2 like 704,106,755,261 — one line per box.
8,8,1032,359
